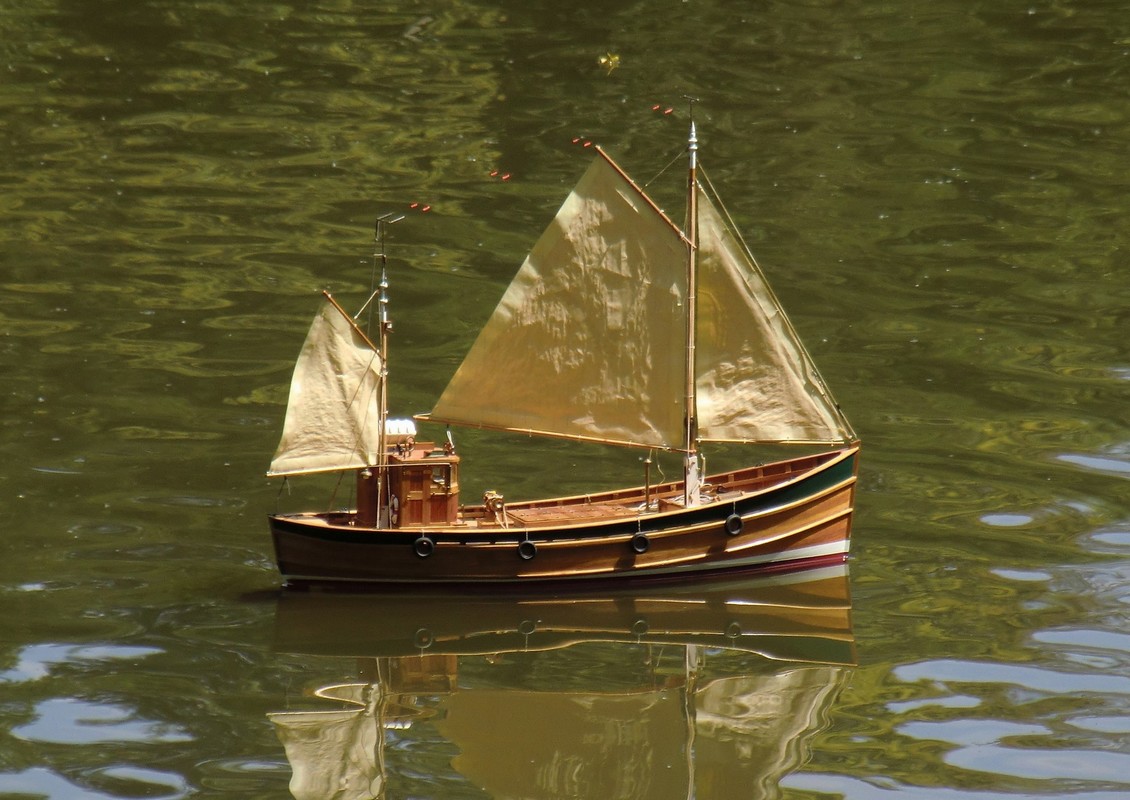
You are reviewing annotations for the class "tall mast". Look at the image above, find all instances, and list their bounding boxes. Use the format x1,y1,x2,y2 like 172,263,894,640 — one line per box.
683,112,701,506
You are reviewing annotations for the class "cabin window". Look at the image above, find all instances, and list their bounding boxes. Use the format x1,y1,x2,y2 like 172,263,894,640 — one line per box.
431,465,448,489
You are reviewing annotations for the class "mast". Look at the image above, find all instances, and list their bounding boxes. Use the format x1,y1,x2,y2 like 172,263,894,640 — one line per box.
373,214,400,526
683,114,701,506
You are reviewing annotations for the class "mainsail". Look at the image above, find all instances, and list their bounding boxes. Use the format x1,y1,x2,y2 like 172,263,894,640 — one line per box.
427,151,689,449
268,293,384,477
426,149,853,450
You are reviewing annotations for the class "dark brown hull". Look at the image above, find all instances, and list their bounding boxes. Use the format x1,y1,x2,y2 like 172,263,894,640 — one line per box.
269,447,859,587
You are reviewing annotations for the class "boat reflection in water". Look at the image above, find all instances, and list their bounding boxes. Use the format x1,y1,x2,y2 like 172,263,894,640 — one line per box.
268,565,855,800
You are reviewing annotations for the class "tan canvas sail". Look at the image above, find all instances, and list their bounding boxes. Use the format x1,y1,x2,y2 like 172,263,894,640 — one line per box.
426,152,689,450
268,293,384,477
269,683,385,800
695,186,854,444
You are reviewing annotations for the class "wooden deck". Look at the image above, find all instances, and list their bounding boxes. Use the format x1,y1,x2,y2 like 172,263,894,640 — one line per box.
506,503,640,526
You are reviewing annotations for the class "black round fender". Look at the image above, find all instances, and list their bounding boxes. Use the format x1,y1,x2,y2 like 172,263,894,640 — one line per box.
413,628,435,649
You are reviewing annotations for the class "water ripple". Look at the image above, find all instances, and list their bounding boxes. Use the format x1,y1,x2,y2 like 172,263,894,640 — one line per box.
947,744,1130,784
785,772,1130,800
894,658,1130,696
14,697,192,745
0,643,161,685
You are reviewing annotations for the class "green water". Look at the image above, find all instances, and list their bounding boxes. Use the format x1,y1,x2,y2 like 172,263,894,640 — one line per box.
2,0,1129,797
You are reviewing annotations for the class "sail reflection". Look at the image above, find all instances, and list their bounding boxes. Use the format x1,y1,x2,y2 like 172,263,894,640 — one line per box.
269,565,855,800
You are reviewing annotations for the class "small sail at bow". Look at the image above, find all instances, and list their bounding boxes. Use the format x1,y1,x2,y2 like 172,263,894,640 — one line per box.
268,293,383,477
695,185,854,445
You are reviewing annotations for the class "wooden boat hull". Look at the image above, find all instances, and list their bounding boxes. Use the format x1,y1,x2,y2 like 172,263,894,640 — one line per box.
269,446,858,587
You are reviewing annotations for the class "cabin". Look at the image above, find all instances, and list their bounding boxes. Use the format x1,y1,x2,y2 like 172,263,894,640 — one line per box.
355,438,460,529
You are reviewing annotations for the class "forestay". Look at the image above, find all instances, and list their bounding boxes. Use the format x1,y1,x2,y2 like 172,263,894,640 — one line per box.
268,293,384,477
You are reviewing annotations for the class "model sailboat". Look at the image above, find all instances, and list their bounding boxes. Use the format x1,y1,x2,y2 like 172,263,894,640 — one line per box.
266,121,860,586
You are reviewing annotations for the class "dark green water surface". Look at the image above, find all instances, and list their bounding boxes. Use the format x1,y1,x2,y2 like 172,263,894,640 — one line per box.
2,1,1129,798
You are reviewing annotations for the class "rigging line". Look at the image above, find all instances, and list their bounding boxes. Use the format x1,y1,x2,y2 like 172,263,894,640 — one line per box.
347,363,383,466
698,165,775,279
274,476,290,514
327,469,347,512
354,289,380,321
643,145,686,189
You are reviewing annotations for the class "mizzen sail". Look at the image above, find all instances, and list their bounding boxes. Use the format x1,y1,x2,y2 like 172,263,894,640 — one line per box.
268,293,384,477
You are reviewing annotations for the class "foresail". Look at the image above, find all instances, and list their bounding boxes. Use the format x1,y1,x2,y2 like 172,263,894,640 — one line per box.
695,186,854,444
427,152,689,450
268,294,383,477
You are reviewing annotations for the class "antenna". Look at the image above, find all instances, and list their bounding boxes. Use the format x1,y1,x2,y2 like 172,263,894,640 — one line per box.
682,94,700,123
361,213,404,334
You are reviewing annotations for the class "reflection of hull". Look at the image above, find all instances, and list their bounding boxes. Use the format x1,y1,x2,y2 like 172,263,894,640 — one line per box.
273,564,855,665
270,566,855,800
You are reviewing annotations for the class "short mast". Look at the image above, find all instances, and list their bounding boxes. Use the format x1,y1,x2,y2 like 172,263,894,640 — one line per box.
683,114,701,506
373,213,401,525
